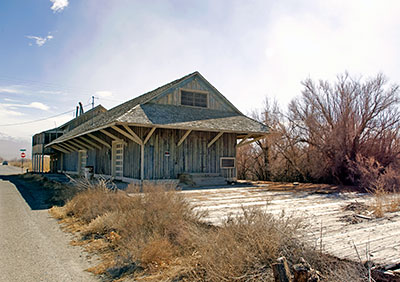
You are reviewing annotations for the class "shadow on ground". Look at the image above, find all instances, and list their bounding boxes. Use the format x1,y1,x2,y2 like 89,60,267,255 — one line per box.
0,175,54,210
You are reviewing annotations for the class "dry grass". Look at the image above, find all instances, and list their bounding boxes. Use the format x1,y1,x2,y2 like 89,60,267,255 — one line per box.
51,182,367,281
125,181,178,193
369,188,400,218
9,159,33,171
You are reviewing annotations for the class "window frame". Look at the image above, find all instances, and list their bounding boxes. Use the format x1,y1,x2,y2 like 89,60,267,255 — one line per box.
179,88,209,108
220,157,236,169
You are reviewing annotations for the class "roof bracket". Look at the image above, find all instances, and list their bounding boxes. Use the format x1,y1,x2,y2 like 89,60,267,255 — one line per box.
177,130,192,147
237,135,267,147
144,127,156,145
207,132,224,148
87,133,111,148
100,129,125,143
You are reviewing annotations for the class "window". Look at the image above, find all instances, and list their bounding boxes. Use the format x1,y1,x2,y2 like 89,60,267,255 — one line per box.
181,90,208,108
220,157,235,168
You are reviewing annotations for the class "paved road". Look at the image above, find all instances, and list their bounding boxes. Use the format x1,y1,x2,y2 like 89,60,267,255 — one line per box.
0,165,98,282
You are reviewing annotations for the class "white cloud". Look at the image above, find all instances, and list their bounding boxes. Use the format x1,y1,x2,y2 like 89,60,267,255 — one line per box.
3,98,21,102
38,90,64,95
28,102,50,111
0,104,24,117
1,102,50,111
26,35,53,47
0,88,20,94
50,0,69,13
95,91,113,97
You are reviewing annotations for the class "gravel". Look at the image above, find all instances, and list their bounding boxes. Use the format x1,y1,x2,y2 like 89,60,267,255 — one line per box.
0,166,99,282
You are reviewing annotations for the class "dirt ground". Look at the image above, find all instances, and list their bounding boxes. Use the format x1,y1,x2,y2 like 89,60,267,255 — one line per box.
182,182,400,267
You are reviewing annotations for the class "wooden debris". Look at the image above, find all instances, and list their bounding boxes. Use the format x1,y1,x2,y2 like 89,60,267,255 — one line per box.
273,256,292,282
355,214,373,220
293,258,320,282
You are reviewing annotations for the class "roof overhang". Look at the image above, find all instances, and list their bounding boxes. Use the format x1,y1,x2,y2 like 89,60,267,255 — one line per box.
46,122,268,148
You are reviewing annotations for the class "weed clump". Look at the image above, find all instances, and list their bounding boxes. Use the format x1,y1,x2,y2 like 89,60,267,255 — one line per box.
52,182,366,281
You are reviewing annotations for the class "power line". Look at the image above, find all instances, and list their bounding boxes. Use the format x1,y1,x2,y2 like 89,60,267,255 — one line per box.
0,103,91,127
95,96,125,103
0,76,123,96
0,76,99,94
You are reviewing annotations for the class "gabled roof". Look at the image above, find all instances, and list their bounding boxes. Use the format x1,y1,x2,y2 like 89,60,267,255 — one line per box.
34,104,106,137
57,104,107,131
48,72,268,146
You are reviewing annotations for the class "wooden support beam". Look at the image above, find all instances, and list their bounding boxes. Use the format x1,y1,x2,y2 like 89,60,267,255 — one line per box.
122,125,143,144
177,130,192,147
237,135,267,147
73,138,94,150
111,125,141,144
87,133,111,148
52,145,70,154
62,142,80,151
208,132,224,148
56,143,74,152
79,136,102,150
143,127,156,145
100,129,124,142
141,144,144,180
68,140,86,150
238,134,252,146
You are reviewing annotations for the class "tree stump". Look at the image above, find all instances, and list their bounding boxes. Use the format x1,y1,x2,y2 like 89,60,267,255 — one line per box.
273,257,292,282
293,263,310,282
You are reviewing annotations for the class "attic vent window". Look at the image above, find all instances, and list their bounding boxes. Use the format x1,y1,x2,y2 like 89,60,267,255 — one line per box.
181,90,208,108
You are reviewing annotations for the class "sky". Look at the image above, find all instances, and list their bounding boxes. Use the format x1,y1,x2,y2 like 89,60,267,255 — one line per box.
1,0,400,157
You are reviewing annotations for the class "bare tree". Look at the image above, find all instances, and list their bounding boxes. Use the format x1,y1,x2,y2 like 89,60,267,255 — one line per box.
288,73,400,184
237,98,306,181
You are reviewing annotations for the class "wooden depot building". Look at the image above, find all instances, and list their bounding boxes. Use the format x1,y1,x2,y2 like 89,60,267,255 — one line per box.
45,72,268,185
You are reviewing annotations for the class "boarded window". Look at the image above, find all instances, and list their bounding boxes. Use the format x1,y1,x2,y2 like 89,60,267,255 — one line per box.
220,157,235,168
181,90,208,108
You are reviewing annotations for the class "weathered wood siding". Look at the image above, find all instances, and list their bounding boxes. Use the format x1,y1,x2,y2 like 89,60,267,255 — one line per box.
62,151,78,172
150,76,236,113
58,127,237,180
86,146,111,175
122,127,236,179
59,132,113,175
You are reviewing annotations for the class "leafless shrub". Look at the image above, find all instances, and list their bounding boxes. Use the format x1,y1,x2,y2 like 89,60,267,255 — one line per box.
289,73,400,184
190,208,305,281
63,187,133,223
348,154,400,217
53,184,367,281
239,73,400,187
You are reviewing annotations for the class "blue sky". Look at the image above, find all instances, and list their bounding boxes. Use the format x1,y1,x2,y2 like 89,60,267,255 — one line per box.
1,0,400,145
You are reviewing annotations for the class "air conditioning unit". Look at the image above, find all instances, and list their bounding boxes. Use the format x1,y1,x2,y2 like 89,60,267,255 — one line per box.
220,157,235,168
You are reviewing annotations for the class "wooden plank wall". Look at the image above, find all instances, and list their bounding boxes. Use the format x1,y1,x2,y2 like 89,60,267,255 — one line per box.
123,127,142,178
63,151,78,172
142,128,236,179
151,76,235,113
86,146,112,175
58,127,237,180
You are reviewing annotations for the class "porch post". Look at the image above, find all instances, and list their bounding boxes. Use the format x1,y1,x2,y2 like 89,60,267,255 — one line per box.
140,144,144,181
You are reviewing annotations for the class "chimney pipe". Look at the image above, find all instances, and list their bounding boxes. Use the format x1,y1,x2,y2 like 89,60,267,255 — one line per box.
76,106,79,118
79,102,84,115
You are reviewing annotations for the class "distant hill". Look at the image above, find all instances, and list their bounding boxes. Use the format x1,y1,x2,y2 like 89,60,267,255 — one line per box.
0,133,31,160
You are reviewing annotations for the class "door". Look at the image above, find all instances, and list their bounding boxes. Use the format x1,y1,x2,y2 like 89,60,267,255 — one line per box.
112,142,124,180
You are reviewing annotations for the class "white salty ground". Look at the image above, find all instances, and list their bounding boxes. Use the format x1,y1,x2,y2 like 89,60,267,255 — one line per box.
182,185,400,265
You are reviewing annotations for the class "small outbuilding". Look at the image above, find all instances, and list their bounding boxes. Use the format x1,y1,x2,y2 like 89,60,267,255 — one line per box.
45,72,268,184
